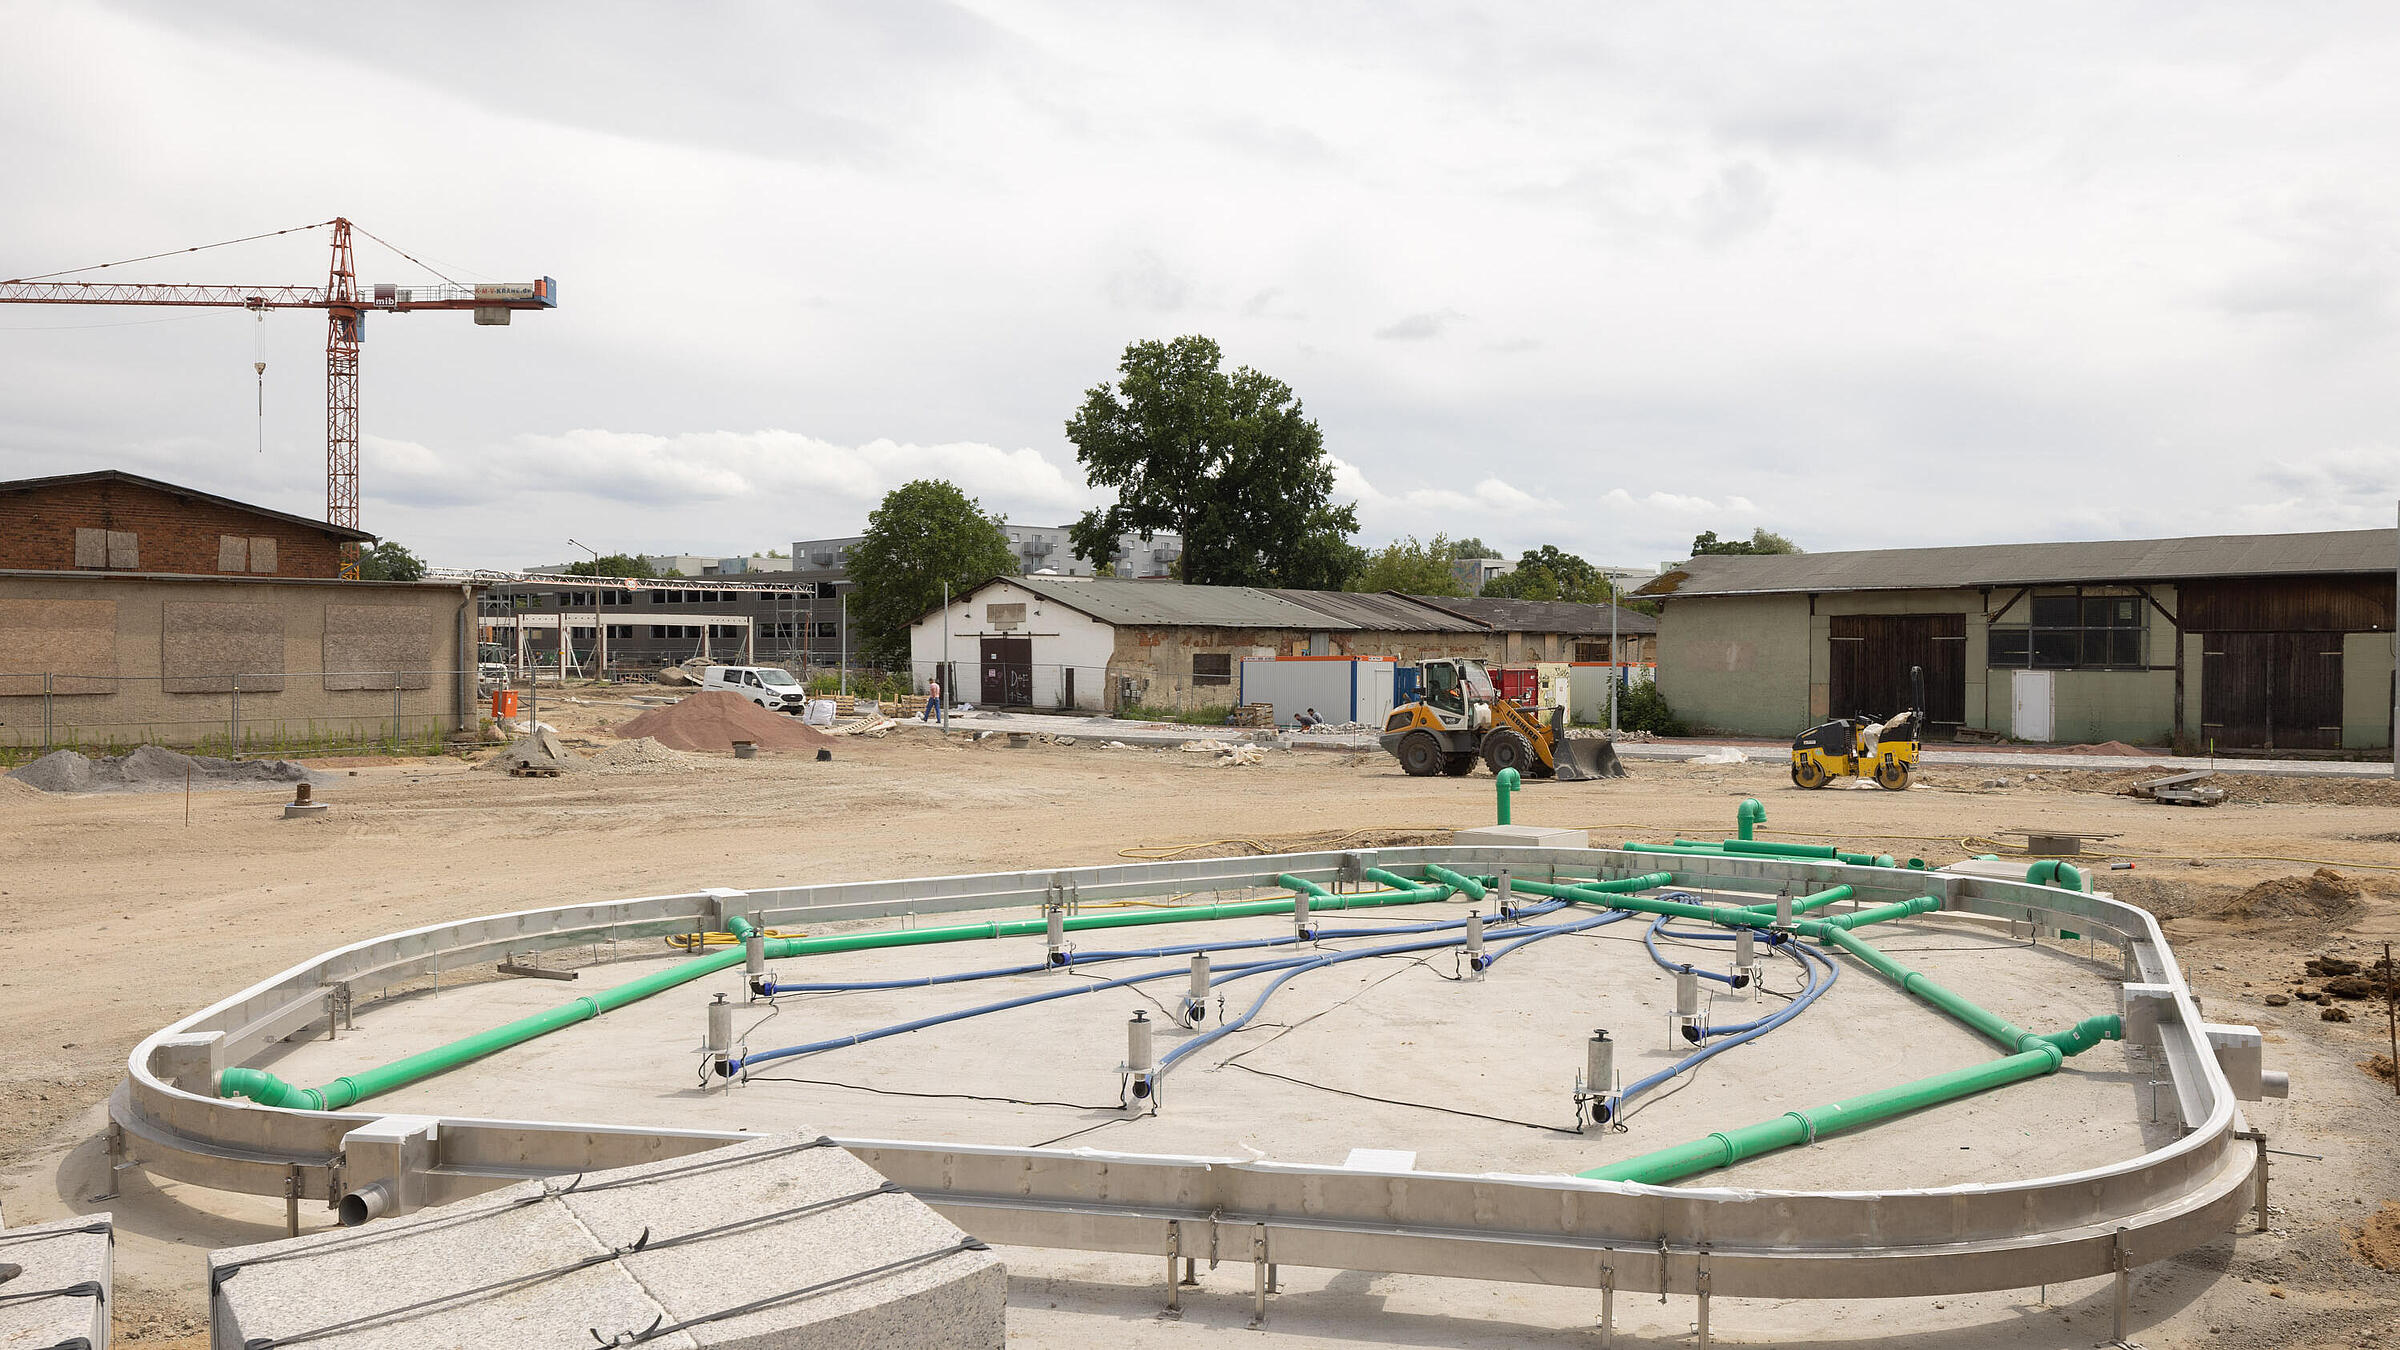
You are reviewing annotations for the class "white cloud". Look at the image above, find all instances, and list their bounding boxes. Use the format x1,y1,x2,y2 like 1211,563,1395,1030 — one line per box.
364,429,1093,569
5,5,2400,574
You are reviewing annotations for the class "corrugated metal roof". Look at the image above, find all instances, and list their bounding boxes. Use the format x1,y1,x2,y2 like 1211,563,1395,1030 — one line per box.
1263,589,1491,633
1641,529,2400,599
1405,595,1659,636
1008,576,1357,628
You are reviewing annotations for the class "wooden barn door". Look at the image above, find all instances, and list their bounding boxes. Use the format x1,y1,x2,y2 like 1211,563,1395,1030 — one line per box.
1828,615,1966,732
2201,633,2342,750
2273,634,2343,749
980,637,1032,707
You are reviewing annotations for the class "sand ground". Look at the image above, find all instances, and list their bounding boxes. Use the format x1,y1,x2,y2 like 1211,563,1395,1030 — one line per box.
3,697,2398,1347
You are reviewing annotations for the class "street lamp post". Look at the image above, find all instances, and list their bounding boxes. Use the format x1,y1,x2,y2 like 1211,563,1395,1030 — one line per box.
940,580,951,732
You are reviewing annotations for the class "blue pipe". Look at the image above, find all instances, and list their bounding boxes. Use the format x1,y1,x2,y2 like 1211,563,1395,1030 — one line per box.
755,910,1567,996
1161,933,1475,1072
1642,915,1751,989
1608,941,1838,1117
1481,909,1634,966
732,953,1308,1070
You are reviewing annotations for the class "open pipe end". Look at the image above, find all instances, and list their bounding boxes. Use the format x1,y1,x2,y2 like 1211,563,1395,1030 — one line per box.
337,1183,392,1228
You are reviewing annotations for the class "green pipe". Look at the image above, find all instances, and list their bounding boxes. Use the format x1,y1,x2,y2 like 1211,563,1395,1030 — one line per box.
1720,838,1839,860
1735,798,1765,841
222,943,753,1112
725,914,756,939
1652,840,1891,869
1583,1009,2124,1186
223,874,1470,1113
1494,767,1520,824
1580,1046,2067,1185
1814,897,1941,930
1422,864,1488,901
1737,884,1853,916
2026,859,2087,892
1818,927,2051,1053
1517,880,1939,943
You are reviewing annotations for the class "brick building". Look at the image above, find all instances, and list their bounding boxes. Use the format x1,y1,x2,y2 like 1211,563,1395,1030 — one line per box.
0,469,374,578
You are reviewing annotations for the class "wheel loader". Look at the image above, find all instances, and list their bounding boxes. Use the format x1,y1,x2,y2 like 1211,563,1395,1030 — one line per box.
1378,657,1628,780
1789,665,1924,790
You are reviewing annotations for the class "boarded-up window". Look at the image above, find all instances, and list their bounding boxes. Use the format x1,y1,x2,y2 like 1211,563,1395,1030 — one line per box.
71,529,137,568
219,536,249,572
323,605,433,690
1575,640,1611,662
986,602,1027,629
0,599,118,695
248,537,277,572
1192,653,1233,686
162,602,285,692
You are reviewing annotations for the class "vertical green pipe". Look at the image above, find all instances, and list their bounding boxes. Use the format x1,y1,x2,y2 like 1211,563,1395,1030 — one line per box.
1735,798,1765,841
1494,767,1520,824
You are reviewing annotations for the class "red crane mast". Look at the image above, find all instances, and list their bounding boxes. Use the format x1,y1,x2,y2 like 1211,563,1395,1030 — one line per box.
0,218,556,577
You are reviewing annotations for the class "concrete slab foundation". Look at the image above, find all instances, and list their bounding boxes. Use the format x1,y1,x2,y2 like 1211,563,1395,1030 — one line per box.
1449,823,1590,848
0,1211,112,1350
209,1134,1003,1348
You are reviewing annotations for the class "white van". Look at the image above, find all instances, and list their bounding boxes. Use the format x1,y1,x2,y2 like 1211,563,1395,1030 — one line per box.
699,665,807,713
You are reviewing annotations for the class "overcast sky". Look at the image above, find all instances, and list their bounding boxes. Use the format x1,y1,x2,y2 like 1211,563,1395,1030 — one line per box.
3,2,2396,572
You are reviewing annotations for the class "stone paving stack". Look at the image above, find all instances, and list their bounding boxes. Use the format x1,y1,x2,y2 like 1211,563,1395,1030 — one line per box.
209,1134,1003,1348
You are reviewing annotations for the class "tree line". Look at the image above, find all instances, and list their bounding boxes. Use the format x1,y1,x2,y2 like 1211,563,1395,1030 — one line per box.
507,334,1802,667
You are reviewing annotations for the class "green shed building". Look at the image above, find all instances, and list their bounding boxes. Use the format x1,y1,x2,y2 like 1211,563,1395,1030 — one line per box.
1640,528,2395,753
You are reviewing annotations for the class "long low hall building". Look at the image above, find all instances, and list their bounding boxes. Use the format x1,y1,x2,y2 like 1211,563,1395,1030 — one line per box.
1640,528,2396,753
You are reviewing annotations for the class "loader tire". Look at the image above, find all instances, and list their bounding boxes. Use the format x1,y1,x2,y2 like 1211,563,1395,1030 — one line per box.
1481,727,1540,778
1440,753,1478,777
1397,732,1448,777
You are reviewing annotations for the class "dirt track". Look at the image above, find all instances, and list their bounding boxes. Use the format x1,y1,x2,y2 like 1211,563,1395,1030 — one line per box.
3,713,2398,1346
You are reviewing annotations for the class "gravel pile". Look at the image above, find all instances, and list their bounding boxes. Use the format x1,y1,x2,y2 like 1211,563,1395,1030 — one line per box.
6,746,321,795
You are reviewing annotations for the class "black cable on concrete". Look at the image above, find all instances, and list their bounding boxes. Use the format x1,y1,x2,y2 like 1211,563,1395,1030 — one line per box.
742,1074,1122,1113
1218,1061,1580,1135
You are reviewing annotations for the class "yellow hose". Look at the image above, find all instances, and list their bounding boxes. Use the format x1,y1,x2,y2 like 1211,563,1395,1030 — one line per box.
665,928,804,950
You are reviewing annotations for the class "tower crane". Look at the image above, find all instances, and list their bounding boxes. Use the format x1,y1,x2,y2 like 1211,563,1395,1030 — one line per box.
0,218,555,577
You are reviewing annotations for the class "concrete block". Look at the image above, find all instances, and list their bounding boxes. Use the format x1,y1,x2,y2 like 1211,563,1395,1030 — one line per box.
211,1186,680,1350
210,1134,1003,1349
2202,1023,2267,1101
0,1211,112,1350
149,1031,224,1097
1450,824,1590,849
564,1135,1004,1348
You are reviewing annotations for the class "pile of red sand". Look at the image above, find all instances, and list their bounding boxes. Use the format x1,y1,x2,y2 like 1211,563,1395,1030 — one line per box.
614,691,835,753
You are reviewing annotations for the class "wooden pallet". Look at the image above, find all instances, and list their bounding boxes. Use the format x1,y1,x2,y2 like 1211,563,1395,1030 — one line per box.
1229,703,1275,729
509,765,562,778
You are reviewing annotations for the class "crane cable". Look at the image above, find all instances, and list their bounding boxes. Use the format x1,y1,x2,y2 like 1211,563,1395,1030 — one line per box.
3,220,335,284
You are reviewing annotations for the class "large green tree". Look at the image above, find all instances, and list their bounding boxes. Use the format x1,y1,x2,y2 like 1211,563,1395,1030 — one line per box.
1481,544,1615,604
1690,527,1802,556
356,541,426,581
1066,335,1360,588
563,553,659,579
848,479,1017,666
1347,533,1467,596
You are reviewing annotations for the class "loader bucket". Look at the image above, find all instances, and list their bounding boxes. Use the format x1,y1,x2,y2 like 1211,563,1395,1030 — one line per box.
1552,737,1630,781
